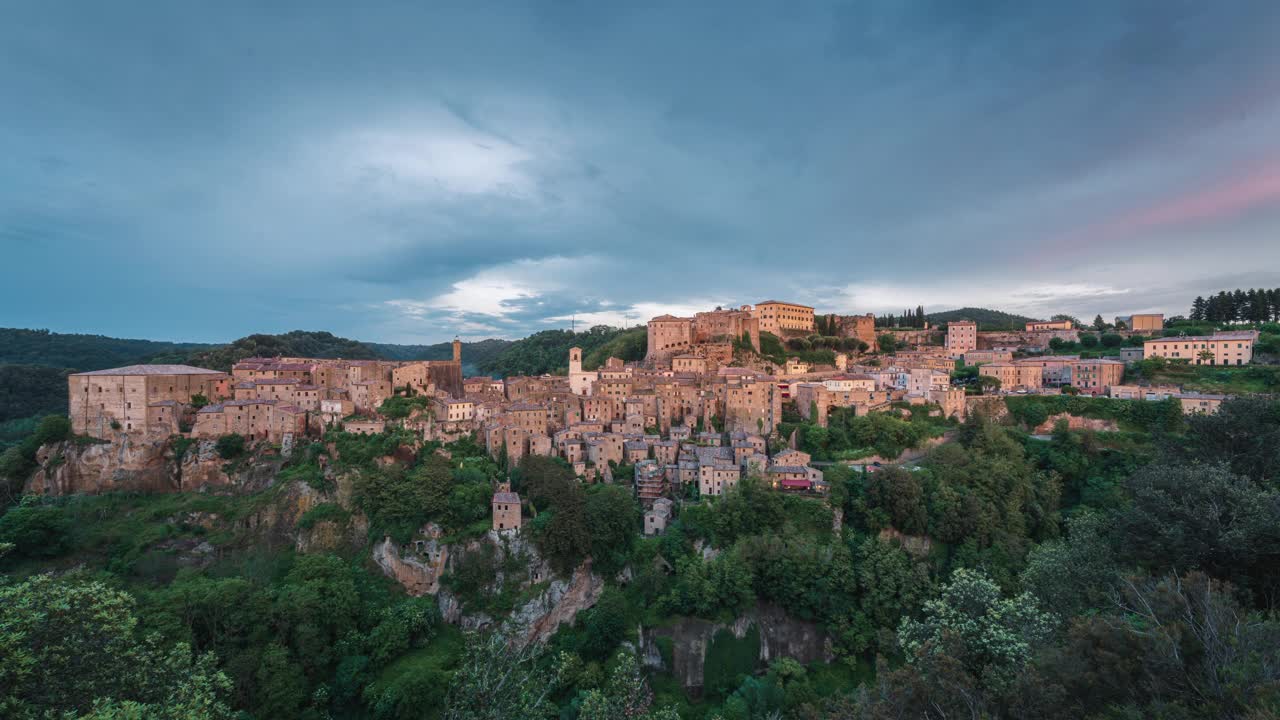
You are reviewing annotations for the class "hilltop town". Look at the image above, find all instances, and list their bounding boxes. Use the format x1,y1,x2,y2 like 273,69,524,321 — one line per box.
61,300,1262,535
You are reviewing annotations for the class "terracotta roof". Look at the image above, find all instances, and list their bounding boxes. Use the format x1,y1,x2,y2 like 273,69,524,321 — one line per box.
73,364,224,377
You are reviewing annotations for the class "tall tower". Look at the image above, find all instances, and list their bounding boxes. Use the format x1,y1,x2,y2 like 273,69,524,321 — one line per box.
452,337,462,364
568,347,595,396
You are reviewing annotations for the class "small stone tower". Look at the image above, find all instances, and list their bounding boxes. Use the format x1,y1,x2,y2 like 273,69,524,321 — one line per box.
568,347,582,375
452,337,462,364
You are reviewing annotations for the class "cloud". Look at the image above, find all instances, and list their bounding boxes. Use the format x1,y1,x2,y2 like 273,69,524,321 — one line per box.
541,300,727,328
3,2,1280,343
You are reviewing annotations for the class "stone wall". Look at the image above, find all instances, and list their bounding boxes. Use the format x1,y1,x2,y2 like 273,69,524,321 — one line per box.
639,602,833,696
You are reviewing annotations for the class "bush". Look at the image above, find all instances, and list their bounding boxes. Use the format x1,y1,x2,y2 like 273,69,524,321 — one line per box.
297,502,351,530
215,433,245,460
0,500,71,561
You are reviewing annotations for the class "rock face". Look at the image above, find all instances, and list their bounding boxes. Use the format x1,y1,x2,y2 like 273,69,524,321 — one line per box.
24,436,288,496
506,562,604,647
1033,413,1119,434
372,530,449,596
878,527,932,558
372,527,603,645
640,603,833,696
28,436,176,495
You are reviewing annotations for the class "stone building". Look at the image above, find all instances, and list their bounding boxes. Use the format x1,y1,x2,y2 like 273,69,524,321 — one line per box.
492,484,522,532
1143,331,1257,365
69,364,229,439
1025,320,1074,332
1069,359,1125,395
946,320,977,356
838,313,877,346
1118,314,1164,332
646,315,695,362
644,498,674,535
754,300,815,336
978,362,1043,391
433,397,476,423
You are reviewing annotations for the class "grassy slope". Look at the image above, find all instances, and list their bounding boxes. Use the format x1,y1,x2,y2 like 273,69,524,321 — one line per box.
1131,362,1280,395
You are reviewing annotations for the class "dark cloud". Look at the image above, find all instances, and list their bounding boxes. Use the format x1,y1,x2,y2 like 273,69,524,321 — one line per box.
2,1,1279,342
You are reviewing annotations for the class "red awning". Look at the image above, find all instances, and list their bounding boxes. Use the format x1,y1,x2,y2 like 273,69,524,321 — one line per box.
780,479,810,489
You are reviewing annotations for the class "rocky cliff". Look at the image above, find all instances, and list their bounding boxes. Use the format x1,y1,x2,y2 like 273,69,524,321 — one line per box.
373,526,604,646
25,436,288,496
640,603,833,696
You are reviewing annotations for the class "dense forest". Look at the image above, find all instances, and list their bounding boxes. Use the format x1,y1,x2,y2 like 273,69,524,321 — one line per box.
475,326,647,377
0,328,217,370
1188,288,1280,323
924,307,1035,330
2,394,1278,719
367,339,512,374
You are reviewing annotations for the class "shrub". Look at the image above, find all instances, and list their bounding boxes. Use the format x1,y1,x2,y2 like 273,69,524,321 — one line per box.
297,502,351,530
215,433,245,460
0,500,71,560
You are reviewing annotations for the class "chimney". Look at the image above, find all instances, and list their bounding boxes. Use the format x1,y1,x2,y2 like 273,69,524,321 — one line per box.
452,337,462,364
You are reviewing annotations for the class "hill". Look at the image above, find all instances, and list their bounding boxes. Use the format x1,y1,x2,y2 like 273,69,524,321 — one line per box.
0,328,215,371
926,307,1036,330
478,326,647,377
366,338,512,376
185,330,381,372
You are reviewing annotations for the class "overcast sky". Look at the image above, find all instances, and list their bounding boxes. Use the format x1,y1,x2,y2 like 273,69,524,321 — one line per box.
3,1,1280,344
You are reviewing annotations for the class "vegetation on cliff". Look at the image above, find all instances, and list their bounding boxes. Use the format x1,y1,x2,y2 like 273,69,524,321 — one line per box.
3,393,1280,719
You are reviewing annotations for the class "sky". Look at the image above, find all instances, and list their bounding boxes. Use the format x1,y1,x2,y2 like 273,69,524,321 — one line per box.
3,1,1280,344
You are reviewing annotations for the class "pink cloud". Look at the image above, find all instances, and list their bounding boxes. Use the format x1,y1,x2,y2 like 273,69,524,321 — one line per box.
1032,161,1280,266
1105,163,1280,234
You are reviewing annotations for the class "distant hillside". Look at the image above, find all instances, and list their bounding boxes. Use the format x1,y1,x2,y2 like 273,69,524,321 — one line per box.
927,307,1036,331
186,331,381,372
0,328,215,372
478,326,646,377
366,338,512,376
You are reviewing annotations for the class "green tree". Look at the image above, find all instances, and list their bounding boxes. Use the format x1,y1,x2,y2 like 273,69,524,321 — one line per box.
577,587,629,661
899,568,1057,692
877,334,898,354
576,653,679,720
585,484,639,576
441,633,562,720
214,433,245,459
1022,511,1119,618
412,454,455,518
0,498,71,561
0,573,232,719
856,537,932,632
